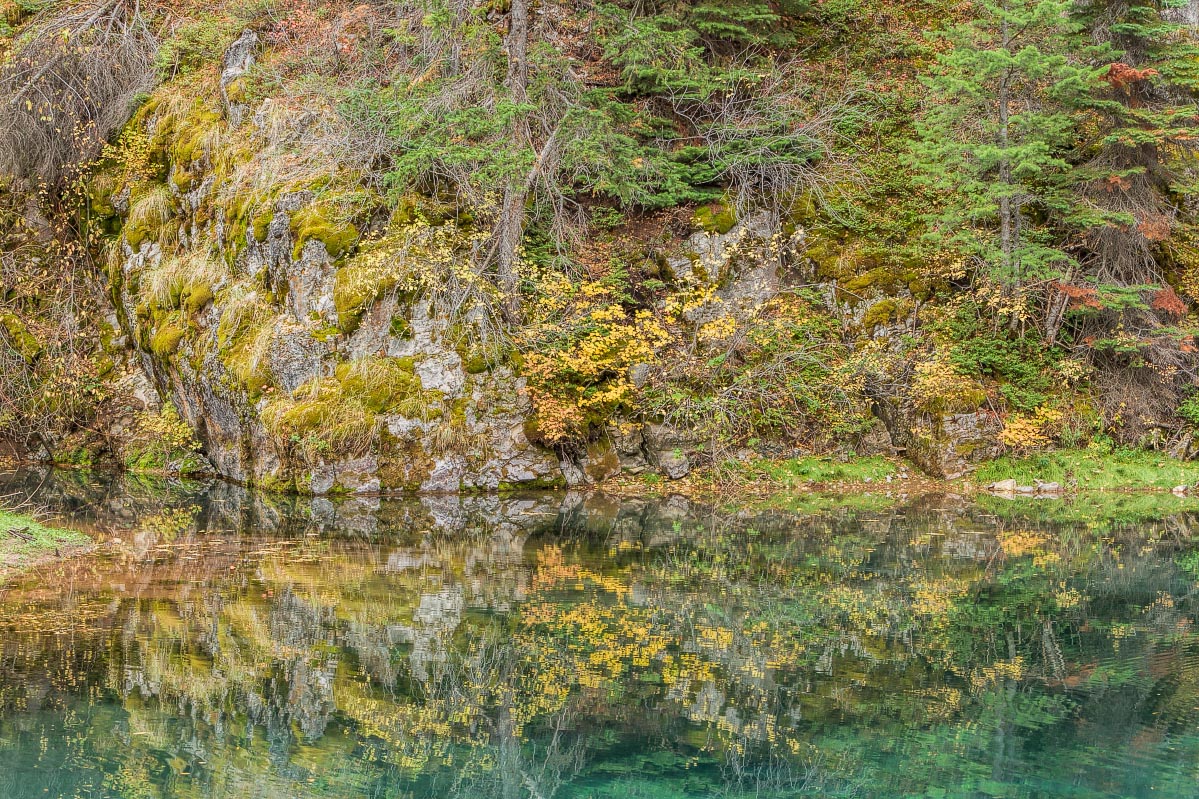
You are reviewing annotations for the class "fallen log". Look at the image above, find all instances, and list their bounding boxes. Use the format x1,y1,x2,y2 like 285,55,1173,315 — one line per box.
6,527,34,542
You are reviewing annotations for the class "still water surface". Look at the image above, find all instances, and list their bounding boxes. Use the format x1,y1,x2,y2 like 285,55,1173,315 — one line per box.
1,470,1199,798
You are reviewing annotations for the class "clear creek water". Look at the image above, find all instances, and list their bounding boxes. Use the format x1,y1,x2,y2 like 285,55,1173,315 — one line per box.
1,469,1198,798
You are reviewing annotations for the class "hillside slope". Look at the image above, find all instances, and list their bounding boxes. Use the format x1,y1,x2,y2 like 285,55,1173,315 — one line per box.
2,0,1199,491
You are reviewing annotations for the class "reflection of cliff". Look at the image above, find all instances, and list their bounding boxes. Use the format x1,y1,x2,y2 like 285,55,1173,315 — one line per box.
3,471,1199,798
390,587,464,681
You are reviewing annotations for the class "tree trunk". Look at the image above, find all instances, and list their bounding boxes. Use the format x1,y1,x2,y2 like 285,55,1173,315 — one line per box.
1044,270,1071,346
506,0,529,104
998,8,1020,333
497,0,531,323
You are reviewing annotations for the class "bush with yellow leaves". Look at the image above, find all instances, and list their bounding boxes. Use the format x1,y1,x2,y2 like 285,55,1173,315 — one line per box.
519,275,669,446
909,353,988,415
998,406,1063,453
123,405,206,474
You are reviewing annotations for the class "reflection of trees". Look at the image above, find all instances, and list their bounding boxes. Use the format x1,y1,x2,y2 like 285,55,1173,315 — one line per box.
2,472,1199,797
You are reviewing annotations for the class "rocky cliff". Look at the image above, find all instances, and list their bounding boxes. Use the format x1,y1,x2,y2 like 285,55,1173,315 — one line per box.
5,0,1197,493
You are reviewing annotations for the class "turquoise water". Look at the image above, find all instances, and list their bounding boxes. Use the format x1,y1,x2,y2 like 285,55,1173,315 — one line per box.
1,471,1199,798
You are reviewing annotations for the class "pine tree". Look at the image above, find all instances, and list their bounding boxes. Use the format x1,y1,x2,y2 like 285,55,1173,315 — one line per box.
1068,0,1199,287
912,0,1102,333
1061,0,1199,436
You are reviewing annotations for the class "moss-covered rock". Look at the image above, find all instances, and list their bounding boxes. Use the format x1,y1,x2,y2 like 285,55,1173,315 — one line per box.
150,321,186,356
694,202,737,235
262,356,444,465
289,204,359,261
182,282,214,314
0,312,40,360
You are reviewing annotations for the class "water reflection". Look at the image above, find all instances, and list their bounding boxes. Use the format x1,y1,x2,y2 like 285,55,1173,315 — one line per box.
0,469,1198,798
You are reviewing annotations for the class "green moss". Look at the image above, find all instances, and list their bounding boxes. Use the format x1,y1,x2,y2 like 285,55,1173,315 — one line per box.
263,356,443,464
262,384,377,461
449,396,469,426
0,312,41,360
462,352,489,374
171,168,196,193
53,446,98,467
694,202,737,234
313,325,342,342
150,322,186,357
218,316,273,398
389,315,413,339
224,76,248,103
497,475,568,492
861,298,912,330
0,509,90,582
919,386,987,415
87,171,121,218
842,267,916,299
124,222,151,250
333,262,398,333
251,209,273,242
255,472,298,494
171,108,223,165
335,356,440,417
125,448,206,475
724,455,900,487
182,282,214,314
289,205,359,261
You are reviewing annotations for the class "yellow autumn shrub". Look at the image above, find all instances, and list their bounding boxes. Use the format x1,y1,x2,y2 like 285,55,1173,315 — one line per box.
910,353,987,414
519,275,669,445
999,406,1063,453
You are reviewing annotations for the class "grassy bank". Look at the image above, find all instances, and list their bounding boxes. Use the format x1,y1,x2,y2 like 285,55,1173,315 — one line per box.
0,508,92,583
614,448,1199,508
973,448,1199,492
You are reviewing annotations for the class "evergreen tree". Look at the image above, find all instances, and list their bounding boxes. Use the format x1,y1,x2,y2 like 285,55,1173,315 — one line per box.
1068,0,1199,289
912,0,1102,333
1060,0,1199,431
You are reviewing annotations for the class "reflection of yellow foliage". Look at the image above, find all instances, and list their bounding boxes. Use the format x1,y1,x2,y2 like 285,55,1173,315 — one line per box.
916,686,964,721
970,657,1025,691
1055,588,1082,609
912,577,970,617
1000,529,1048,558
138,506,197,542
999,529,1060,567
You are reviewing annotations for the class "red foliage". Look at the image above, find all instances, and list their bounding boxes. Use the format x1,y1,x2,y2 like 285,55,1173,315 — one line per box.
1104,62,1159,90
1101,175,1130,192
1104,63,1159,108
1137,213,1171,242
1055,282,1102,310
334,5,375,57
1151,287,1188,317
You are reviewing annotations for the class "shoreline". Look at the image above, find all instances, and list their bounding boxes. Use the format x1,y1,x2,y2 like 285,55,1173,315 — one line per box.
6,450,1199,504
0,509,94,586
